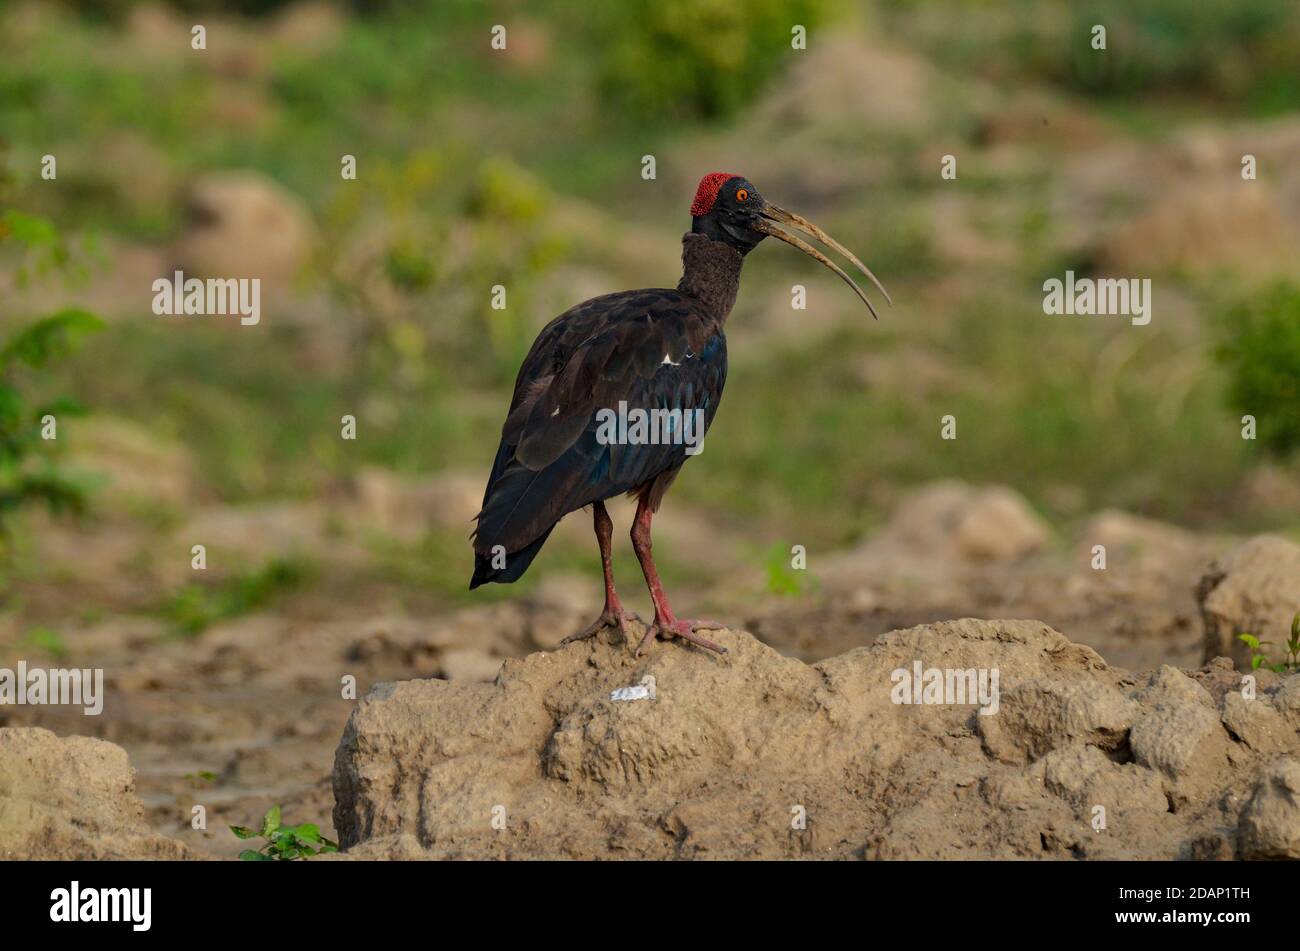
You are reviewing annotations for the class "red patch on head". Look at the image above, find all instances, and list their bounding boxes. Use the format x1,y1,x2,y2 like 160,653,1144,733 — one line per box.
690,172,739,217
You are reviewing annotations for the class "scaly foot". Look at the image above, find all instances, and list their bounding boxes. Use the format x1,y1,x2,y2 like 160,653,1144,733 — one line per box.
635,618,727,656
562,607,641,646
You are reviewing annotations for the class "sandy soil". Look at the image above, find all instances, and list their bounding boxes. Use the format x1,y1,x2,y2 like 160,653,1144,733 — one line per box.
4,482,1298,860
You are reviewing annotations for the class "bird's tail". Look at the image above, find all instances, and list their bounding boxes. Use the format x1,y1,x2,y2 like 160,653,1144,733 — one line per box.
468,525,555,589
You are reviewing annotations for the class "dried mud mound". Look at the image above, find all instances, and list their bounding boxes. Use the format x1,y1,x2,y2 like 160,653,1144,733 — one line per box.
332,620,1300,860
0,728,194,860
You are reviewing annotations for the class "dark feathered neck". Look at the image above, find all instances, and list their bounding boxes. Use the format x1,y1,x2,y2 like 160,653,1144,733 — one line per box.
677,233,744,324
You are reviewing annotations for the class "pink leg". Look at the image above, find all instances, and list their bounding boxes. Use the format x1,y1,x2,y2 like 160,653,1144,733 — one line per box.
562,501,640,645
629,496,726,655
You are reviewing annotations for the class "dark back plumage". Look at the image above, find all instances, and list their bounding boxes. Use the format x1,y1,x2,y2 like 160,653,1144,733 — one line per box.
470,282,728,588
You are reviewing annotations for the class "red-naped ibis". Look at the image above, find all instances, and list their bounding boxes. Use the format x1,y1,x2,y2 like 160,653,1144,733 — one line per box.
470,173,889,654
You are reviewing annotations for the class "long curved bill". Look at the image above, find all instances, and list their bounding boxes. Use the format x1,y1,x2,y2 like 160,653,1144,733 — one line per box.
755,203,892,320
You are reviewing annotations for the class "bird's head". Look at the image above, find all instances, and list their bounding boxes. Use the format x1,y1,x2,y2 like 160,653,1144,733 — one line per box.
689,172,891,319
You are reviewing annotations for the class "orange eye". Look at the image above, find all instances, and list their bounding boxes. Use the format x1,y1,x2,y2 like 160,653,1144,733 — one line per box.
735,188,749,202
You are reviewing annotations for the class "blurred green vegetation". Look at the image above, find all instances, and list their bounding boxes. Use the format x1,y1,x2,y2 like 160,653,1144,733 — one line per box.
893,0,1300,114
162,555,315,636
701,303,1249,546
1,0,1297,615
1050,0,1300,108
1217,284,1300,458
0,211,104,554
18,625,69,660
762,542,817,597
592,0,841,120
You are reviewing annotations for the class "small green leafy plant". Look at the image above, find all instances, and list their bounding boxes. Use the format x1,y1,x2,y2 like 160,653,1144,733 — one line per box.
231,806,338,862
1237,611,1300,673
0,319,101,543
0,209,105,554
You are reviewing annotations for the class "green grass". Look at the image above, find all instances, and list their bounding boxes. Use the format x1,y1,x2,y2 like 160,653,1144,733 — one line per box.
1215,282,1300,459
890,0,1300,114
161,556,315,636
18,625,69,660
4,0,1299,619
693,291,1256,546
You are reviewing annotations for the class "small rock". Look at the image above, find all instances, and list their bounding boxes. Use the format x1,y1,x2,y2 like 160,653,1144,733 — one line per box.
1188,834,1233,861
1101,183,1300,279
0,728,192,860
1135,665,1216,710
171,170,315,291
884,481,1051,561
1197,535,1300,670
980,679,1138,764
1221,692,1292,754
1238,759,1300,859
1038,745,1167,815
1129,668,1223,779
1275,675,1300,726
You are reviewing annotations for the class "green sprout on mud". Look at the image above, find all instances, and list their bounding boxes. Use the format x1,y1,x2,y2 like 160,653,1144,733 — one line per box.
1236,611,1300,673
231,806,338,862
